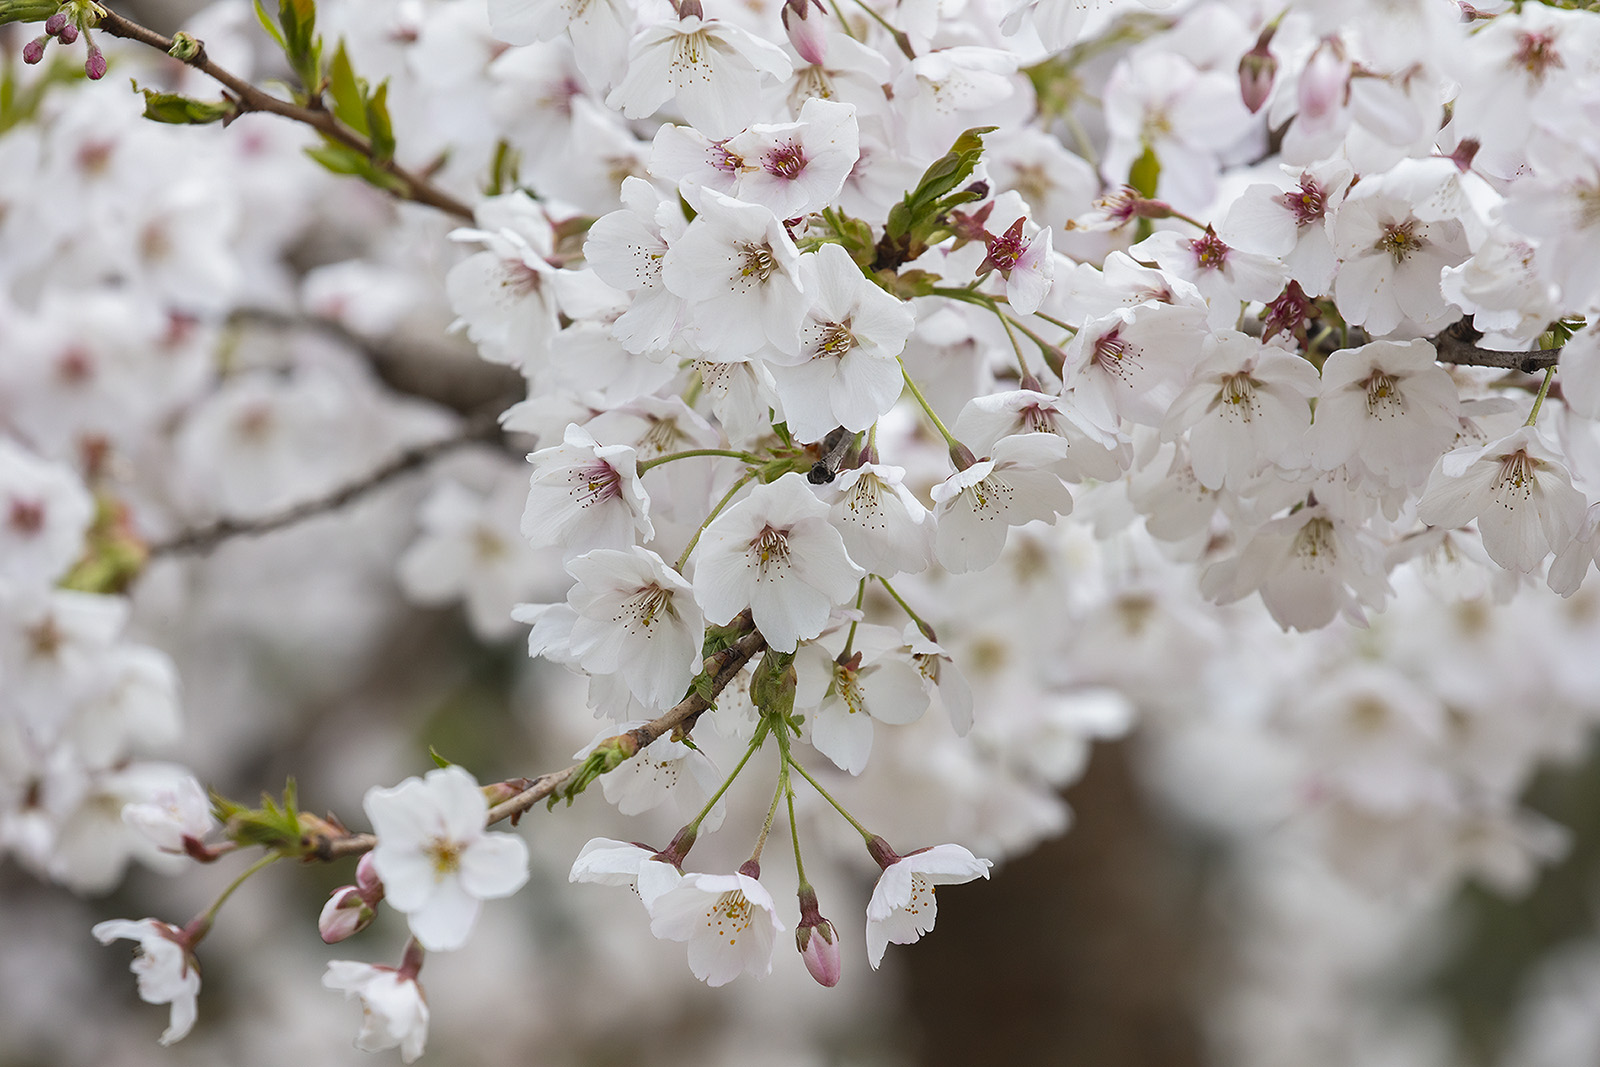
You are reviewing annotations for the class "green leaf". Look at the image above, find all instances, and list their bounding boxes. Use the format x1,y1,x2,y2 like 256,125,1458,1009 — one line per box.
485,140,519,196
216,780,306,853
134,83,236,125
326,41,367,135
253,0,287,48
365,80,395,162
886,125,996,241
428,746,454,769
0,0,61,25
305,140,406,194
1129,143,1160,199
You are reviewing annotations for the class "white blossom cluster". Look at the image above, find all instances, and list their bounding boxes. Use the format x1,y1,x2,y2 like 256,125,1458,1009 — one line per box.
5,0,1600,1062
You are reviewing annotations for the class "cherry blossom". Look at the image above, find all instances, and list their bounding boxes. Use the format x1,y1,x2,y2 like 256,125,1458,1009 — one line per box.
606,14,792,139
647,868,785,986
364,766,530,952
864,842,991,969
92,918,201,1045
323,959,430,1064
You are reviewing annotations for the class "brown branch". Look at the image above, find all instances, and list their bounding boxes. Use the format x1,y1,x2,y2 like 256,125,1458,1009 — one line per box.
147,414,503,557
306,623,768,861
93,7,476,222
1430,317,1562,374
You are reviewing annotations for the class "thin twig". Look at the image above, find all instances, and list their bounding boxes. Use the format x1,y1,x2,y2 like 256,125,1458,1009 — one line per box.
147,415,503,557
305,625,768,861
94,7,476,221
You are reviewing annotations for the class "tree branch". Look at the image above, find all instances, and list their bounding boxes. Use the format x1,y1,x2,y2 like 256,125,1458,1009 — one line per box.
305,623,768,861
1431,317,1562,374
147,414,503,558
93,7,476,222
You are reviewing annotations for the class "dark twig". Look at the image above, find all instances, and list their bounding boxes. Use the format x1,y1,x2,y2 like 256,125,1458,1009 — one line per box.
147,414,503,557
306,624,768,861
94,7,476,221
1430,317,1562,374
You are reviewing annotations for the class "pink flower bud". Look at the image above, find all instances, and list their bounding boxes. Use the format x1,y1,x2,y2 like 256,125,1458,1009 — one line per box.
797,919,841,987
57,22,78,43
781,0,828,66
85,45,106,80
22,36,47,64
355,852,383,894
319,886,377,944
44,10,68,35
1238,47,1276,114
1298,43,1348,128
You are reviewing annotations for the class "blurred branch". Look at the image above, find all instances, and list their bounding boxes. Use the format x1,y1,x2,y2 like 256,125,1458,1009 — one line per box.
306,623,768,861
146,413,503,558
94,6,476,221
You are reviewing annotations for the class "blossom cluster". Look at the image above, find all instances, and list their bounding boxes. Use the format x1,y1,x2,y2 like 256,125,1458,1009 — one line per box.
3,0,1600,1062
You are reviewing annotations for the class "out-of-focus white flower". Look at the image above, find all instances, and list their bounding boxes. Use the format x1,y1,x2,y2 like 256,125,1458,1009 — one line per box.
92,918,200,1045
606,15,791,138
323,960,429,1064
121,773,214,854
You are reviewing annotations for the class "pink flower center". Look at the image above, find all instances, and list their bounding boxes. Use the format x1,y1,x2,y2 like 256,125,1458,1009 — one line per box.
1190,232,1231,270
764,142,807,180
575,462,622,507
8,497,45,535
1374,220,1424,263
1513,31,1563,81
1280,176,1328,227
711,142,744,174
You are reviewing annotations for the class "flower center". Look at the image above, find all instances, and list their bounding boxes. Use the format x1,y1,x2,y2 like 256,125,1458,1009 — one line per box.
1190,232,1230,270
1494,449,1538,498
1292,517,1335,566
739,244,778,281
711,142,744,174
709,890,754,945
574,463,622,507
750,525,792,572
1374,220,1424,264
8,497,44,535
1364,371,1403,417
1513,30,1562,81
816,320,856,357
1218,373,1260,421
426,837,463,879
624,584,673,631
764,142,807,180
1280,176,1327,227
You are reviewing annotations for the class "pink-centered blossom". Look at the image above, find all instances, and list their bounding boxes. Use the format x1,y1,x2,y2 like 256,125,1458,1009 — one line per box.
521,423,654,556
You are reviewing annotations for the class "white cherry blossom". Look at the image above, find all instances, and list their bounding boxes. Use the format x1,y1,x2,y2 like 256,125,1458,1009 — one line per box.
364,766,530,952
323,961,430,1064
606,15,792,139
647,869,785,986
865,842,991,969
92,919,201,1045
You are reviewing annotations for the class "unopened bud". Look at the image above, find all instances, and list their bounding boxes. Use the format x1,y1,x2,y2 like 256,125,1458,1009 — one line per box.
1298,43,1348,126
44,10,67,34
318,886,376,943
167,31,202,61
781,0,828,66
797,919,842,987
355,852,383,894
676,0,703,19
85,44,106,79
1238,44,1277,114
948,442,977,472
56,21,76,43
22,36,47,64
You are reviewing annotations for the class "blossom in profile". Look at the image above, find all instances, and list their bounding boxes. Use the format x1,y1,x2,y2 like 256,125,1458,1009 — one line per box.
92,918,201,1045
364,766,530,952
521,423,654,557
864,841,991,969
324,958,430,1064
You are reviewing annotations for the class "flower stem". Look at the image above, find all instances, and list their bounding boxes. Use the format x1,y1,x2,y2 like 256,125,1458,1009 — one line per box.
191,851,280,938
896,357,964,454
841,578,867,659
686,721,769,833
1525,366,1557,426
847,0,914,57
749,768,786,865
875,575,935,641
784,773,808,886
787,756,874,843
675,470,756,571
637,449,758,474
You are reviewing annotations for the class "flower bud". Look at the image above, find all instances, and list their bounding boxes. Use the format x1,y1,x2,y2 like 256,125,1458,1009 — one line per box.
355,851,383,894
796,919,842,987
1238,43,1276,114
44,10,67,34
22,36,47,64
1298,43,1348,128
167,31,203,62
85,44,106,80
319,885,377,944
56,21,77,43
781,0,828,66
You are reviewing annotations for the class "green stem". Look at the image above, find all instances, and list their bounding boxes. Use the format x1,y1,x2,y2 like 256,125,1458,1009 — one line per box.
675,470,756,571
824,0,859,38
897,357,963,453
195,851,280,933
784,768,808,887
875,575,934,641
1032,311,1077,334
686,721,769,833
750,767,785,865
841,578,866,659
637,448,757,474
787,757,874,843
848,0,915,57
1526,366,1557,426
